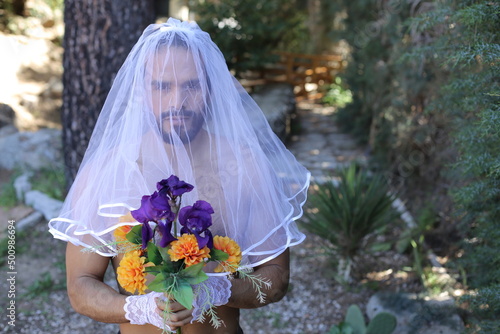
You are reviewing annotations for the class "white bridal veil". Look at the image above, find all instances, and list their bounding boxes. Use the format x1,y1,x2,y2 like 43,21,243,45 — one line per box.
49,18,310,269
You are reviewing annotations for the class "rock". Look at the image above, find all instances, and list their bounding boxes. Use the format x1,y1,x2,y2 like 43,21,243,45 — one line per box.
16,211,44,231
20,93,40,113
0,128,62,171
0,103,15,128
42,18,55,28
49,79,63,99
0,205,35,233
41,77,63,99
366,292,464,334
14,173,32,202
0,125,18,138
252,83,296,142
24,190,63,221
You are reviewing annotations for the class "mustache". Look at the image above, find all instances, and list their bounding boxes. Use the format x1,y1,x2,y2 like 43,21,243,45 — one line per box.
160,110,197,119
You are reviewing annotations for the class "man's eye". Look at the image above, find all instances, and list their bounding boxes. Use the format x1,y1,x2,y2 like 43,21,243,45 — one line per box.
185,81,200,90
153,82,170,91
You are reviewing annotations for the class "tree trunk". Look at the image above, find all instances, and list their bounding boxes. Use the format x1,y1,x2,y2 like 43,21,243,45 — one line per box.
62,0,155,186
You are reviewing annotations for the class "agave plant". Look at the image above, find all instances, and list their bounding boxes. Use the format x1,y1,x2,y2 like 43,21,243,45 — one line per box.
303,163,399,282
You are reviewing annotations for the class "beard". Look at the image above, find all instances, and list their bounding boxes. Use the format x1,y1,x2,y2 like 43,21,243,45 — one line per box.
160,109,205,144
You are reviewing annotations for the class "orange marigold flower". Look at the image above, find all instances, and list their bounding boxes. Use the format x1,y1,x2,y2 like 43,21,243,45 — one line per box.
168,234,210,267
114,212,135,242
117,250,150,295
213,236,242,273
114,225,133,242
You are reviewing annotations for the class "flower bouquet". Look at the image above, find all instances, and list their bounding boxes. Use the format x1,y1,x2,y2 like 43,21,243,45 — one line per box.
112,175,269,332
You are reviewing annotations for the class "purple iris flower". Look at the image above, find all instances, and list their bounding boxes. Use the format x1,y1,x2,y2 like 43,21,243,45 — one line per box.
157,175,194,198
150,191,175,222
178,200,214,249
131,195,158,223
131,195,157,249
129,176,196,249
157,220,177,248
131,194,175,249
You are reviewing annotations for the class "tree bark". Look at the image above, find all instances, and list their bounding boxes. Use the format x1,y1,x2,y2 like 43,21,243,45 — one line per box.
62,0,155,186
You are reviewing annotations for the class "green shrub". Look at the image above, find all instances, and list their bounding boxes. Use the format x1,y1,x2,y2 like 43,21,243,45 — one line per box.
302,164,399,282
328,0,498,330
0,179,17,208
409,1,499,331
191,0,308,76
322,77,353,108
30,167,66,201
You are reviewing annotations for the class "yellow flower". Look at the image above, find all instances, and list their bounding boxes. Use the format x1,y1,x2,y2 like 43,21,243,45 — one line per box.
117,250,150,295
213,236,242,273
168,234,210,267
114,212,135,242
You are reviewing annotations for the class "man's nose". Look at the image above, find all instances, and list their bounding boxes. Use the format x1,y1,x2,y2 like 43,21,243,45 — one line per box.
167,88,186,110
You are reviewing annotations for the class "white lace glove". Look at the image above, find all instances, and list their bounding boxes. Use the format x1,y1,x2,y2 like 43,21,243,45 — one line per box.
191,275,232,322
124,291,172,331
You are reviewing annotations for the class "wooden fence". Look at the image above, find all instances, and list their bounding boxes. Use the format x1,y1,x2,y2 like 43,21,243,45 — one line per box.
239,51,345,99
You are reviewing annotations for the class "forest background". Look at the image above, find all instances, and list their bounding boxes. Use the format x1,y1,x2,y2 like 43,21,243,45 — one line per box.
1,0,498,333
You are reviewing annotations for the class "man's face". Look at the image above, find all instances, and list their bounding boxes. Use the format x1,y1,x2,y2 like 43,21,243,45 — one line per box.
149,47,206,144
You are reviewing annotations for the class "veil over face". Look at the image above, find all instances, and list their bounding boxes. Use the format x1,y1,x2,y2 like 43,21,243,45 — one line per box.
49,18,310,270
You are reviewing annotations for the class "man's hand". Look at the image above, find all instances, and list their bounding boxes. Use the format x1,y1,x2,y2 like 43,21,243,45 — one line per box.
124,292,176,331
155,294,194,330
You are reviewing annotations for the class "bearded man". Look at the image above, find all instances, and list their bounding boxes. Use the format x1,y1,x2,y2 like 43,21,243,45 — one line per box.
49,18,310,334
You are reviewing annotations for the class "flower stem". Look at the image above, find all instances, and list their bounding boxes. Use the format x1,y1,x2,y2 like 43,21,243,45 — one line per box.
172,197,181,237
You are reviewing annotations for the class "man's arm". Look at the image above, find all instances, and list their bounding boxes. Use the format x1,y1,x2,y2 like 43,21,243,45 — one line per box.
66,242,128,323
227,249,290,309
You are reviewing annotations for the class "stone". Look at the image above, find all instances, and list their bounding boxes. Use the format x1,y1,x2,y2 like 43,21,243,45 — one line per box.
16,211,44,231
0,128,62,171
42,77,63,99
252,83,296,142
14,173,32,201
24,190,63,221
0,125,18,138
49,80,63,99
366,292,464,334
19,93,40,113
0,103,15,128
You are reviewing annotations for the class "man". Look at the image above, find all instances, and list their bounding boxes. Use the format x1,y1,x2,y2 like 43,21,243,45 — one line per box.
50,18,310,333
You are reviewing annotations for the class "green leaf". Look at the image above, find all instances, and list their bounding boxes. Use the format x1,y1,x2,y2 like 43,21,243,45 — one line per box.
183,273,208,286
159,246,172,262
328,322,354,334
340,322,354,334
210,248,229,261
370,242,392,252
172,280,194,309
147,273,167,292
147,242,163,265
126,224,143,245
157,247,182,272
179,262,209,285
180,262,205,277
366,312,397,334
345,305,366,334
144,265,164,274
328,325,340,334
